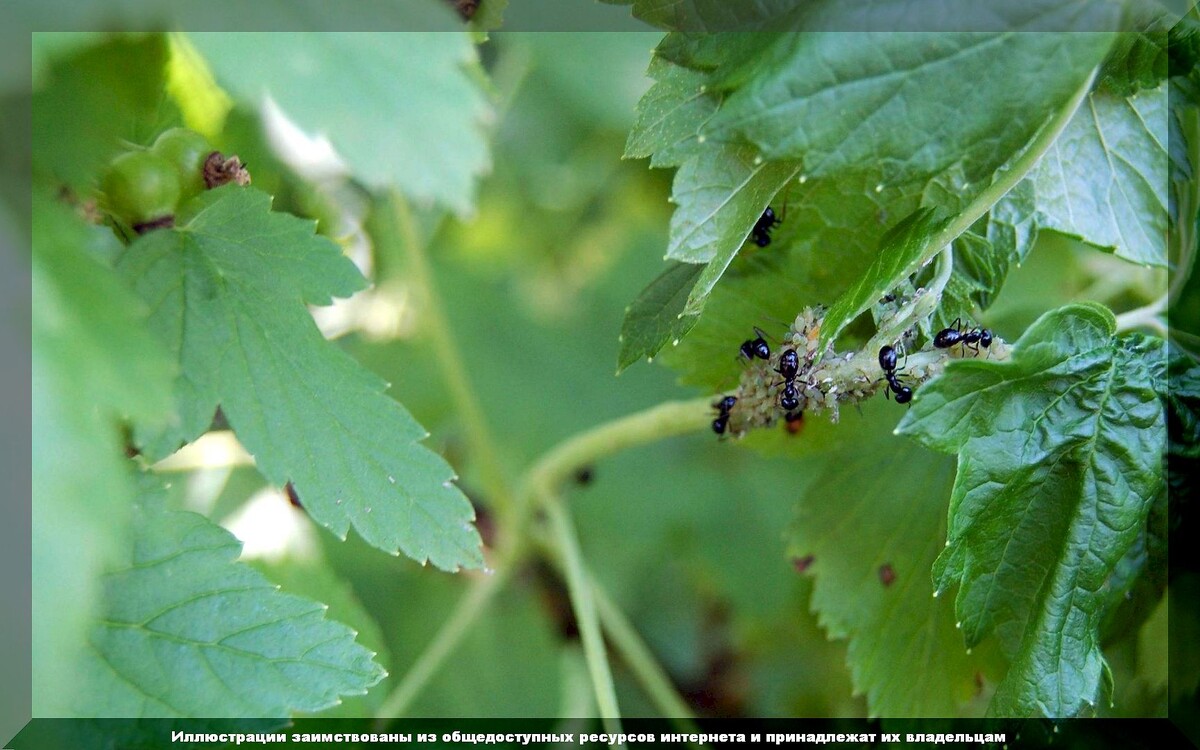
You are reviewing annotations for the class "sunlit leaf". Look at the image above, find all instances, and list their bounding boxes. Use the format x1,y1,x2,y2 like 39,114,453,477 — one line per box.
77,488,385,717
117,187,483,570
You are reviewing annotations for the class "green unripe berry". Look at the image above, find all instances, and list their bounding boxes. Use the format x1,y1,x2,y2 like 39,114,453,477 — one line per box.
151,127,212,200
101,150,182,228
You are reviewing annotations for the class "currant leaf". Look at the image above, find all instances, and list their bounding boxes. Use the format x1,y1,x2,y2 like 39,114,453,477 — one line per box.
896,303,1167,716
188,31,491,217
617,261,704,373
76,487,385,718
1026,85,1169,267
117,187,483,571
790,405,1002,716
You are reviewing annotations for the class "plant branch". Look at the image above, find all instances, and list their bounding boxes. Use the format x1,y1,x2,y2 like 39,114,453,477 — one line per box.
589,575,699,727
543,493,624,737
518,397,714,520
388,189,515,513
374,397,713,724
923,67,1099,271
373,566,511,724
1115,294,1168,336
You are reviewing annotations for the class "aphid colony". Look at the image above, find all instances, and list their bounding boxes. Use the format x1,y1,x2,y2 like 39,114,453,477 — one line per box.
712,306,1001,437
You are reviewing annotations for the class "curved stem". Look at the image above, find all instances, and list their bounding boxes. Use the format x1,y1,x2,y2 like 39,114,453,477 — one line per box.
373,567,510,725
589,576,699,727
543,494,624,737
1115,294,1168,336
388,190,515,513
374,397,713,724
928,244,955,302
518,397,713,516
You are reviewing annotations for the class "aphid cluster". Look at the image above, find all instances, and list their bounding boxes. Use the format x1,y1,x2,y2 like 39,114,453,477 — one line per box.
712,304,1009,439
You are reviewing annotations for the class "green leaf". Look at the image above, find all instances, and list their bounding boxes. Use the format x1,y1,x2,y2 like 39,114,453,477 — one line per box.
818,208,949,354
248,553,391,717
32,33,177,193
896,303,1168,717
617,261,704,372
702,33,1113,186
77,487,385,718
1028,85,1169,267
666,146,800,265
789,404,1000,717
659,168,928,389
1099,30,1169,95
32,193,174,715
116,187,483,570
188,32,492,217
624,56,719,168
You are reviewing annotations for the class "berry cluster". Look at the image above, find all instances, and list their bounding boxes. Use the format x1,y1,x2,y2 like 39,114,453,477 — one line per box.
98,127,250,235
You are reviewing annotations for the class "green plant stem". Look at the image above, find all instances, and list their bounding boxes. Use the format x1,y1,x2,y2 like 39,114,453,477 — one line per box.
517,397,714,522
1115,294,1168,336
525,524,700,730
388,189,515,513
922,67,1099,271
928,244,954,302
373,566,511,724
588,575,699,727
374,397,713,724
542,493,624,737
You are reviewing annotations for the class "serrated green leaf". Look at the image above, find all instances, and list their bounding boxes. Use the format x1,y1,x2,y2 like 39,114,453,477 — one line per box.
666,145,800,265
789,405,1001,717
1029,85,1169,266
608,0,1130,34
248,553,391,717
77,487,385,718
703,33,1113,186
116,187,483,570
32,193,174,716
624,56,719,168
818,208,949,354
188,32,491,217
896,303,1167,717
660,168,929,389
617,261,704,372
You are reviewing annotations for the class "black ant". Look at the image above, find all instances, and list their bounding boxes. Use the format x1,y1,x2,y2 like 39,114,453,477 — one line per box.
934,318,993,354
774,348,801,411
712,395,737,435
750,206,781,247
878,345,913,405
739,327,771,361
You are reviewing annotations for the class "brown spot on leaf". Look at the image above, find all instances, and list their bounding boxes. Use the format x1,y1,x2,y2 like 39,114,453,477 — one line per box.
879,563,896,586
792,554,815,573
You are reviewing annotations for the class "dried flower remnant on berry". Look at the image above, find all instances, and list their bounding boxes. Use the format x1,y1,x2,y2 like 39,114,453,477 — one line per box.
203,151,252,189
